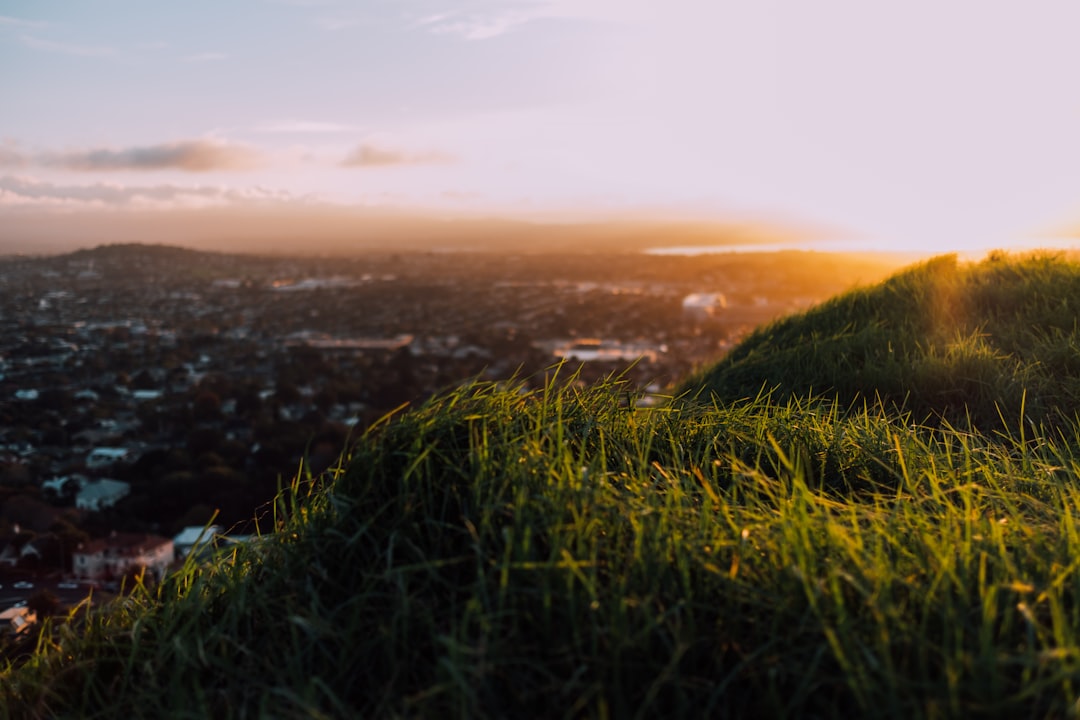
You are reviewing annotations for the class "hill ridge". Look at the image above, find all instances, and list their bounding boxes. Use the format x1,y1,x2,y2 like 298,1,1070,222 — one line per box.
685,250,1080,429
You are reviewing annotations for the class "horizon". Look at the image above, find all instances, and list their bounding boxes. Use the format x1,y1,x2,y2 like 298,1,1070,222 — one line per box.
5,1,1080,258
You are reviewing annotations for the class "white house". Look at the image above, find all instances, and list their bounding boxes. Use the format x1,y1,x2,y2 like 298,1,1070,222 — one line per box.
172,525,222,560
0,525,43,568
75,478,131,511
682,293,727,320
42,474,86,499
72,532,174,582
132,389,163,401
86,447,131,470
553,338,661,363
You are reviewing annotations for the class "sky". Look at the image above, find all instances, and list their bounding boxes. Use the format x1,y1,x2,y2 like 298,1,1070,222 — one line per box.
4,0,1080,255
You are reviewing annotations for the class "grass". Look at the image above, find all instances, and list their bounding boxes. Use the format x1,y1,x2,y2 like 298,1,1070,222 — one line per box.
7,252,1080,717
684,251,1080,430
4,372,1080,717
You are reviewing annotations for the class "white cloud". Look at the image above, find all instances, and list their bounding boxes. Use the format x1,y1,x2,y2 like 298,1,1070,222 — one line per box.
22,34,114,57
415,8,537,40
0,15,46,29
410,0,652,40
0,175,310,211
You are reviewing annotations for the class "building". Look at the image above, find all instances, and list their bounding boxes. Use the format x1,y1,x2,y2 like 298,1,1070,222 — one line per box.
75,478,131,511
0,529,40,568
681,293,727,320
552,338,662,363
72,532,174,582
85,447,131,470
42,474,85,501
172,525,222,560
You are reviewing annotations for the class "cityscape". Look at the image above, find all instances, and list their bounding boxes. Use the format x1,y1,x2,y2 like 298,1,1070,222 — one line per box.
0,242,902,645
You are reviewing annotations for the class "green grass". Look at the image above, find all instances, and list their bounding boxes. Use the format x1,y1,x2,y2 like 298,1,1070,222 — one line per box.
6,373,1080,717
8,252,1080,717
684,251,1080,430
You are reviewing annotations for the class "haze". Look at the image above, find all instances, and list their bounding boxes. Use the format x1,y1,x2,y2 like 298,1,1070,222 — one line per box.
4,1,1080,256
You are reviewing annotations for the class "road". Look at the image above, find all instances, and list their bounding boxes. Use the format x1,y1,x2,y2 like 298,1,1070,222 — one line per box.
0,580,114,611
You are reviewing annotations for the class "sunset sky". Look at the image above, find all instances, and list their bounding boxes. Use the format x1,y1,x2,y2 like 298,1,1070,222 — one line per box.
4,0,1080,254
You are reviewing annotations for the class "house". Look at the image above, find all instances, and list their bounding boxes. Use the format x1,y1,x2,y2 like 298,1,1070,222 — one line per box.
75,478,131,511
552,339,661,363
85,447,131,470
681,293,727,320
132,389,163,401
172,525,222,560
72,532,174,582
0,525,42,568
42,474,85,501
0,606,37,636
0,540,33,567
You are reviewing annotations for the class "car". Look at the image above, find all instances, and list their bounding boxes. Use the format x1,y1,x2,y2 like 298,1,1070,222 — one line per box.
13,601,26,607
57,582,79,590
12,581,33,590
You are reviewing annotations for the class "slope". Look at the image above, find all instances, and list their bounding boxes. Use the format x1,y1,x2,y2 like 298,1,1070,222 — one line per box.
685,252,1080,429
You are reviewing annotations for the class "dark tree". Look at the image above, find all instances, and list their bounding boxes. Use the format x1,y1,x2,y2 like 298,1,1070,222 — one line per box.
26,589,60,619
192,391,223,423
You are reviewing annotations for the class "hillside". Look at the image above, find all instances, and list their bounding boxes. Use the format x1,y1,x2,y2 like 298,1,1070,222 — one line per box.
6,253,1080,718
685,251,1080,429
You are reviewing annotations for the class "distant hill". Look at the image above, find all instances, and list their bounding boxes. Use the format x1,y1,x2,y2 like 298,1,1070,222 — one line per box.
684,251,1080,429
63,243,209,263
0,206,826,257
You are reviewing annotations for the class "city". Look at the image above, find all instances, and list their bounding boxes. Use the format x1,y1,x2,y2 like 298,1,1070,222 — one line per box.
0,242,901,646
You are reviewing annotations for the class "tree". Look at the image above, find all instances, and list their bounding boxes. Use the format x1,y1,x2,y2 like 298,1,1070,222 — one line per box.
26,589,60,619
234,383,263,419
273,379,302,406
192,391,223,423
47,519,88,571
130,369,158,390
186,427,221,456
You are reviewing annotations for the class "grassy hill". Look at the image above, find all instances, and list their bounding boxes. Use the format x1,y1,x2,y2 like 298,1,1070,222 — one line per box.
684,251,1080,430
7,253,1080,718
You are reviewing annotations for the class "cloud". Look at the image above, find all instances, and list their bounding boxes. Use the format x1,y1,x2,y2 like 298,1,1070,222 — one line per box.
0,15,46,28
22,34,114,57
48,140,262,172
410,1,652,40
415,9,534,40
0,175,307,211
0,142,29,169
341,143,454,167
